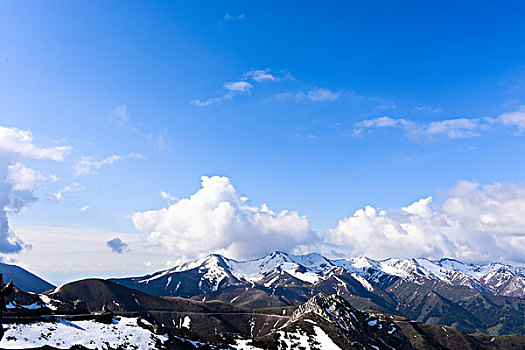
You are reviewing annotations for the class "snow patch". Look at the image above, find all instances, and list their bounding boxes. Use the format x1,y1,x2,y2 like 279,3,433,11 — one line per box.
0,317,166,350
181,316,191,329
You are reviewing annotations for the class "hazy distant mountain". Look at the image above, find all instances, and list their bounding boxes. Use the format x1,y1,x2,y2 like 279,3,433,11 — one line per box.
110,251,525,335
0,262,55,293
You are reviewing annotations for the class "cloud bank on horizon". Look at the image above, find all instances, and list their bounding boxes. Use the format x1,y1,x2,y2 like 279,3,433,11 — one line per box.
132,175,525,265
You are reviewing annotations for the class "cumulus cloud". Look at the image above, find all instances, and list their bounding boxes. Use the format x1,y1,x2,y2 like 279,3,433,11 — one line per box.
325,180,525,264
106,237,129,254
74,153,145,176
0,126,69,254
7,163,57,192
0,126,71,161
132,176,317,260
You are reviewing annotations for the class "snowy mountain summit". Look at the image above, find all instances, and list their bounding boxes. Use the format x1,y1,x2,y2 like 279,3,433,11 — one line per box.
112,251,525,298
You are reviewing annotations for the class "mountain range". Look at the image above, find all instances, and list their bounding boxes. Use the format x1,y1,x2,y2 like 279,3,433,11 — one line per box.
0,254,523,349
110,251,525,335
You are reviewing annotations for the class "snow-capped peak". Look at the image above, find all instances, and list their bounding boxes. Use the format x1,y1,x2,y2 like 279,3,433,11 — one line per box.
119,251,524,297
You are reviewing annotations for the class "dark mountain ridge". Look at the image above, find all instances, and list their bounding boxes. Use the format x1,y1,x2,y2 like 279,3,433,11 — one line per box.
1,277,524,349
0,262,55,293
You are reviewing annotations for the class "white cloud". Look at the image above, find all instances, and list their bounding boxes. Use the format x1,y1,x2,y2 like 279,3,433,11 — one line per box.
0,126,71,161
224,13,245,20
353,116,481,140
192,81,253,107
191,96,229,107
192,69,294,107
48,183,82,203
491,106,525,135
356,116,409,128
7,163,56,192
160,191,177,201
74,153,145,176
414,106,443,113
132,176,317,260
295,87,341,102
108,105,130,125
223,81,253,93
325,180,525,264
426,118,480,138
0,126,69,254
79,205,90,211
355,107,525,140
243,69,294,83
108,105,171,151
352,116,412,137
106,237,129,254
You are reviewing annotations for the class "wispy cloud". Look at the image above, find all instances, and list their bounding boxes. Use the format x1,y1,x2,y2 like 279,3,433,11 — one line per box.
277,87,342,103
414,105,443,113
74,153,145,176
191,81,253,107
192,69,293,107
353,116,481,140
355,116,409,129
426,118,480,138
48,183,82,203
160,191,177,201
295,87,341,102
224,13,245,20
354,107,525,140
108,105,171,150
108,105,130,126
223,81,253,93
78,205,89,211
488,106,525,135
243,69,294,82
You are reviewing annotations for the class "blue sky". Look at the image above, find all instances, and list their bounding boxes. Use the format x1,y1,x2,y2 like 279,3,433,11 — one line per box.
1,1,525,284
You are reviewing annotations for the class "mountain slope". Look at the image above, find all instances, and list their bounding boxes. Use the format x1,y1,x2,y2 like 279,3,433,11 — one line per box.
2,285,525,350
0,262,54,293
